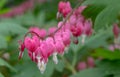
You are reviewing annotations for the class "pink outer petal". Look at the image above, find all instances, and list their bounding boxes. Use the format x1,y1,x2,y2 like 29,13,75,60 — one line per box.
24,37,38,52
70,22,83,37
69,15,77,25
29,27,47,39
45,37,55,55
84,19,93,36
62,31,71,46
48,27,57,34
54,36,65,54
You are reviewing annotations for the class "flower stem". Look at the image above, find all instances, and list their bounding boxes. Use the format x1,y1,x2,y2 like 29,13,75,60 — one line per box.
72,52,77,67
60,56,77,74
47,0,84,37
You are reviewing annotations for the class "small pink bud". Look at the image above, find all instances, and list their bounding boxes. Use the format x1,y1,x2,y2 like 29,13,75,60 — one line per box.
73,37,79,44
113,24,120,38
77,61,87,71
87,57,95,68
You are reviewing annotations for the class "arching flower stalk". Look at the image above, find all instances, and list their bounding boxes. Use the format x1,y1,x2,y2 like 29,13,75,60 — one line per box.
18,1,93,74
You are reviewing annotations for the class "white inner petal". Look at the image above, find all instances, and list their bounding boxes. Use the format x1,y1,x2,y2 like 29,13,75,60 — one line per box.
82,34,86,45
37,60,46,74
53,52,58,64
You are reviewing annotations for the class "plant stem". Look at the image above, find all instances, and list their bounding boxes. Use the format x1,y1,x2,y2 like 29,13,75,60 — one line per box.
23,0,84,40
72,52,77,67
60,56,77,74
47,0,84,37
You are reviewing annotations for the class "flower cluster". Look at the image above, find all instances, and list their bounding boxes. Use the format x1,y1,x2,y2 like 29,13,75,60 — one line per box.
0,0,33,18
0,0,46,18
18,1,93,73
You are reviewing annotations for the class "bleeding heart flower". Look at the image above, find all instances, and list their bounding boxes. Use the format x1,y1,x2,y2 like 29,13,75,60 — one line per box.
58,1,72,17
70,22,83,37
84,19,93,36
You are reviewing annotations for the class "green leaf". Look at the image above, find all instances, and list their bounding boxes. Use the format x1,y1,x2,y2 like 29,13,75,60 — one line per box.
35,12,45,26
70,60,120,77
0,8,10,14
15,12,36,26
0,58,16,72
94,5,120,30
70,68,105,77
76,27,112,59
82,0,120,30
82,0,120,6
44,60,54,77
92,48,120,60
73,26,112,52
0,73,4,77
82,5,105,21
13,60,43,77
114,74,120,77
0,35,7,49
0,0,7,9
96,60,120,75
55,60,64,72
0,22,27,36
84,28,112,48
13,60,54,77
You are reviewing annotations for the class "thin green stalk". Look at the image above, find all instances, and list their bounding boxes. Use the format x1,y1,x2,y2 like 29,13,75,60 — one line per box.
60,56,77,74
72,52,77,67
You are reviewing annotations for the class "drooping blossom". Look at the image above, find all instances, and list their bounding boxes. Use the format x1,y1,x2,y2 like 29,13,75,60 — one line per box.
58,1,72,18
24,36,40,61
